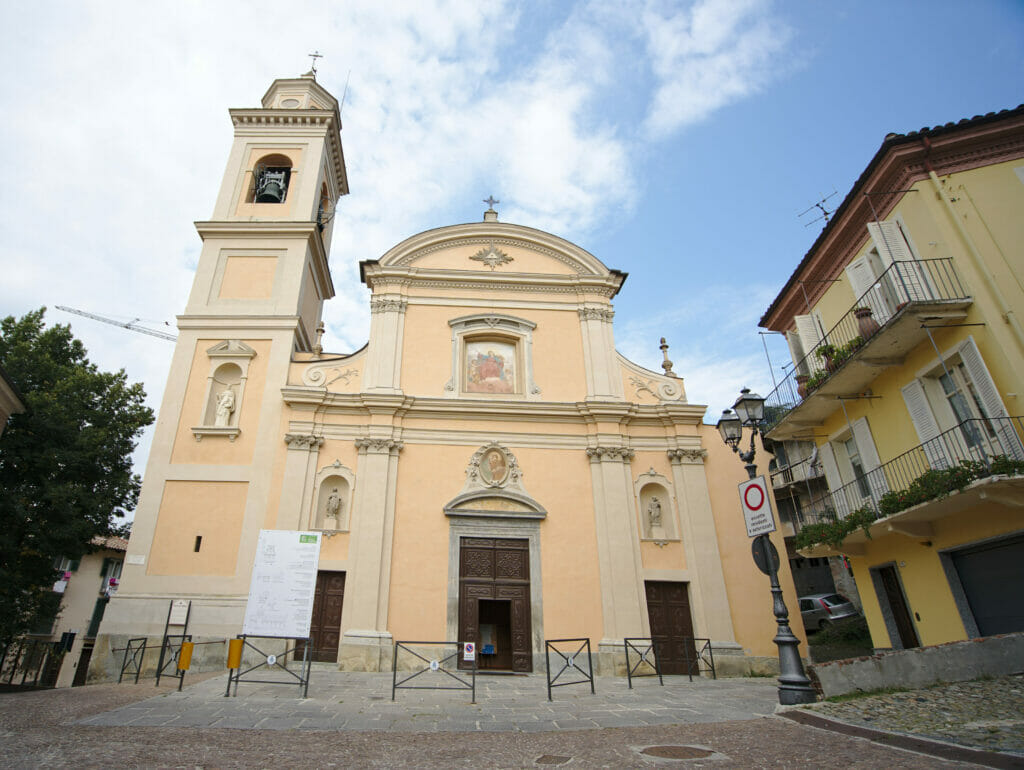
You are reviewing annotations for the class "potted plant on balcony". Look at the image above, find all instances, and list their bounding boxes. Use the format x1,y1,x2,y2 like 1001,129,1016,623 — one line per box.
816,343,838,372
854,306,881,339
796,373,810,399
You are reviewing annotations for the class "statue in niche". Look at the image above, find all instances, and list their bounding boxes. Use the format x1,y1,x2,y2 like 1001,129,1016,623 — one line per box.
325,488,342,525
214,387,236,427
647,497,662,527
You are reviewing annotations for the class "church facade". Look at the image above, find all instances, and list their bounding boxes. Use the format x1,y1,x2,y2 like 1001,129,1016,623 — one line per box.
92,74,804,678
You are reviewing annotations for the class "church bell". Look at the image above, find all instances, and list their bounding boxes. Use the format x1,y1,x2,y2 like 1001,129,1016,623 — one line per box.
254,166,290,203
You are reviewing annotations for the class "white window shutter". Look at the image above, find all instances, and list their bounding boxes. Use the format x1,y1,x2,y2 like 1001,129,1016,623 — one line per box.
901,379,950,468
868,221,933,302
852,416,889,501
845,254,894,325
794,314,824,374
786,330,807,376
959,337,1024,459
818,442,850,517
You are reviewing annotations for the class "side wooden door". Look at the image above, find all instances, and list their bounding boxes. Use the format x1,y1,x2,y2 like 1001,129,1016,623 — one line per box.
307,570,345,662
645,581,698,675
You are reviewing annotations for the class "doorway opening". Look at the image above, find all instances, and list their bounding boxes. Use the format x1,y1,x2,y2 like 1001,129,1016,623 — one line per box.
871,564,919,649
478,599,513,670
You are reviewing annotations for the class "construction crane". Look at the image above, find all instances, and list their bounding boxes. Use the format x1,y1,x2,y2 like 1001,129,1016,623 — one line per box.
55,305,177,342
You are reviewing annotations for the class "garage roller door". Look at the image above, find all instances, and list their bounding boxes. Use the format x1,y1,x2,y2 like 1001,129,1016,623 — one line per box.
951,533,1024,636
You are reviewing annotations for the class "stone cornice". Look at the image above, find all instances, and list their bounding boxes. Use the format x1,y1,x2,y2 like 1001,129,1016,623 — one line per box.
177,316,301,331
360,264,624,298
280,387,708,425
284,433,323,450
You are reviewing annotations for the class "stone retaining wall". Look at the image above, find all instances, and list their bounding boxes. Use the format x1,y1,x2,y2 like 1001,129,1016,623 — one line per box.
810,632,1024,697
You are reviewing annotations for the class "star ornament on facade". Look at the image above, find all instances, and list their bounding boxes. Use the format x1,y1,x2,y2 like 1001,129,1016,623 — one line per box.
470,242,513,270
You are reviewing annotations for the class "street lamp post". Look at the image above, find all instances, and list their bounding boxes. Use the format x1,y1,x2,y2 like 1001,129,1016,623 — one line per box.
718,388,817,706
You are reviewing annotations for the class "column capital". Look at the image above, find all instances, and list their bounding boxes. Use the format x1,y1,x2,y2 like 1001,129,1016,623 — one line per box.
668,448,707,465
577,307,615,322
586,446,635,463
284,433,324,451
355,437,404,455
369,297,409,314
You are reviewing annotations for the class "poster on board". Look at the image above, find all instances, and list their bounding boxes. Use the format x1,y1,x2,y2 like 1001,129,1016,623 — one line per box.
242,530,322,638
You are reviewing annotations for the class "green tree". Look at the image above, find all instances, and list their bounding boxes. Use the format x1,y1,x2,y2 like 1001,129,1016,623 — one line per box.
0,309,154,645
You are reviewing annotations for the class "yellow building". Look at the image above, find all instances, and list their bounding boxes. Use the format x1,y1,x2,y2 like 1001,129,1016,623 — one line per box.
760,105,1024,650
92,73,803,679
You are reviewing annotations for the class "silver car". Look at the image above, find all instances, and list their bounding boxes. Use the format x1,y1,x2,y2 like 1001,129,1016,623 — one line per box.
799,593,858,632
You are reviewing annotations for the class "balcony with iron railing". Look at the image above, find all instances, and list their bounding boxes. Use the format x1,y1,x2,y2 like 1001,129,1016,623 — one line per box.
770,453,826,491
763,258,972,440
791,416,1024,556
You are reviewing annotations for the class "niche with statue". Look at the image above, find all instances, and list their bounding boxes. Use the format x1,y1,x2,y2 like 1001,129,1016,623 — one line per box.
192,340,256,441
636,473,678,542
313,461,354,531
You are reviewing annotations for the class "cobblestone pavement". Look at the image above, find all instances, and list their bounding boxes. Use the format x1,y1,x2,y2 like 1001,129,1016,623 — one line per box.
802,673,1024,756
0,669,1017,768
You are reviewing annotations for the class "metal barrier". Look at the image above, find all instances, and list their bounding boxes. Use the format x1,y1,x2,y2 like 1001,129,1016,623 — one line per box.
0,638,65,689
117,637,147,684
154,633,191,688
391,641,476,702
623,637,663,688
544,638,595,701
683,638,716,681
225,635,312,698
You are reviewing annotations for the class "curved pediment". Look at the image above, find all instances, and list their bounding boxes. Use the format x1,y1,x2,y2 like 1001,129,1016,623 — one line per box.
444,490,547,520
372,221,614,277
443,442,547,520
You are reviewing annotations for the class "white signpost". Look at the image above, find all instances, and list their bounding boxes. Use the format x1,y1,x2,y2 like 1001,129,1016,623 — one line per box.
738,476,776,538
242,530,322,638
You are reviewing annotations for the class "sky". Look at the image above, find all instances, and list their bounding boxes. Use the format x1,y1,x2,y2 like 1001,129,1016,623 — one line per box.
1,0,1022,487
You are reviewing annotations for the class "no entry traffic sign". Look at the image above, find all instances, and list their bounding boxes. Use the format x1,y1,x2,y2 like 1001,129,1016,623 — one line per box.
738,476,776,538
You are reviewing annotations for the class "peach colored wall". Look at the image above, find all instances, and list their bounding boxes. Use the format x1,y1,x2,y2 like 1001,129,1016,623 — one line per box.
147,480,249,576
702,427,808,656
170,339,272,465
219,256,277,299
384,443,604,644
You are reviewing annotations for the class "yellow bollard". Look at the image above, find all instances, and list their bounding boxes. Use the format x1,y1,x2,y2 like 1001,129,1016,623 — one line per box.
177,641,194,671
227,638,244,669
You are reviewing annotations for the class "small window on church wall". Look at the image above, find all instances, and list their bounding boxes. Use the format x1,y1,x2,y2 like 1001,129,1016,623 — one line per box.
464,337,517,394
247,154,292,204
205,363,242,427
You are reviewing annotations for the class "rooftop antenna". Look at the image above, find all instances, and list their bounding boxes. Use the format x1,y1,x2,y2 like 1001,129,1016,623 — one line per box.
339,69,352,116
798,190,838,228
307,51,323,76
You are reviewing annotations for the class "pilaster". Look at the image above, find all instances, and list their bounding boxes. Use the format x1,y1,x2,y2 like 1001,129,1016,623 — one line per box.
578,307,624,400
586,444,645,674
275,433,323,529
364,297,408,393
667,448,737,645
338,437,403,670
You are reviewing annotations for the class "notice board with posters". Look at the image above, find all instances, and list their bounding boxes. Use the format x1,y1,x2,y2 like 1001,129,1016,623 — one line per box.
242,530,322,638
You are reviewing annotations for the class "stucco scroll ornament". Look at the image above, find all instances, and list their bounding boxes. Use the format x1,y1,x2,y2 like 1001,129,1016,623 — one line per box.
303,365,359,388
469,243,513,270
630,375,682,402
667,448,707,464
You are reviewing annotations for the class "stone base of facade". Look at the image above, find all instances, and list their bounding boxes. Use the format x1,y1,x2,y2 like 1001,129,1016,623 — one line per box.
337,631,393,672
88,633,232,684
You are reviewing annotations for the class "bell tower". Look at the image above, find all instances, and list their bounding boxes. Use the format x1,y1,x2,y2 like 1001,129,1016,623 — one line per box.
186,71,348,350
94,74,348,670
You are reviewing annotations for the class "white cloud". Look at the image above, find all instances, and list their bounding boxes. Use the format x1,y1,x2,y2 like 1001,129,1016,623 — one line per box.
641,0,792,138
